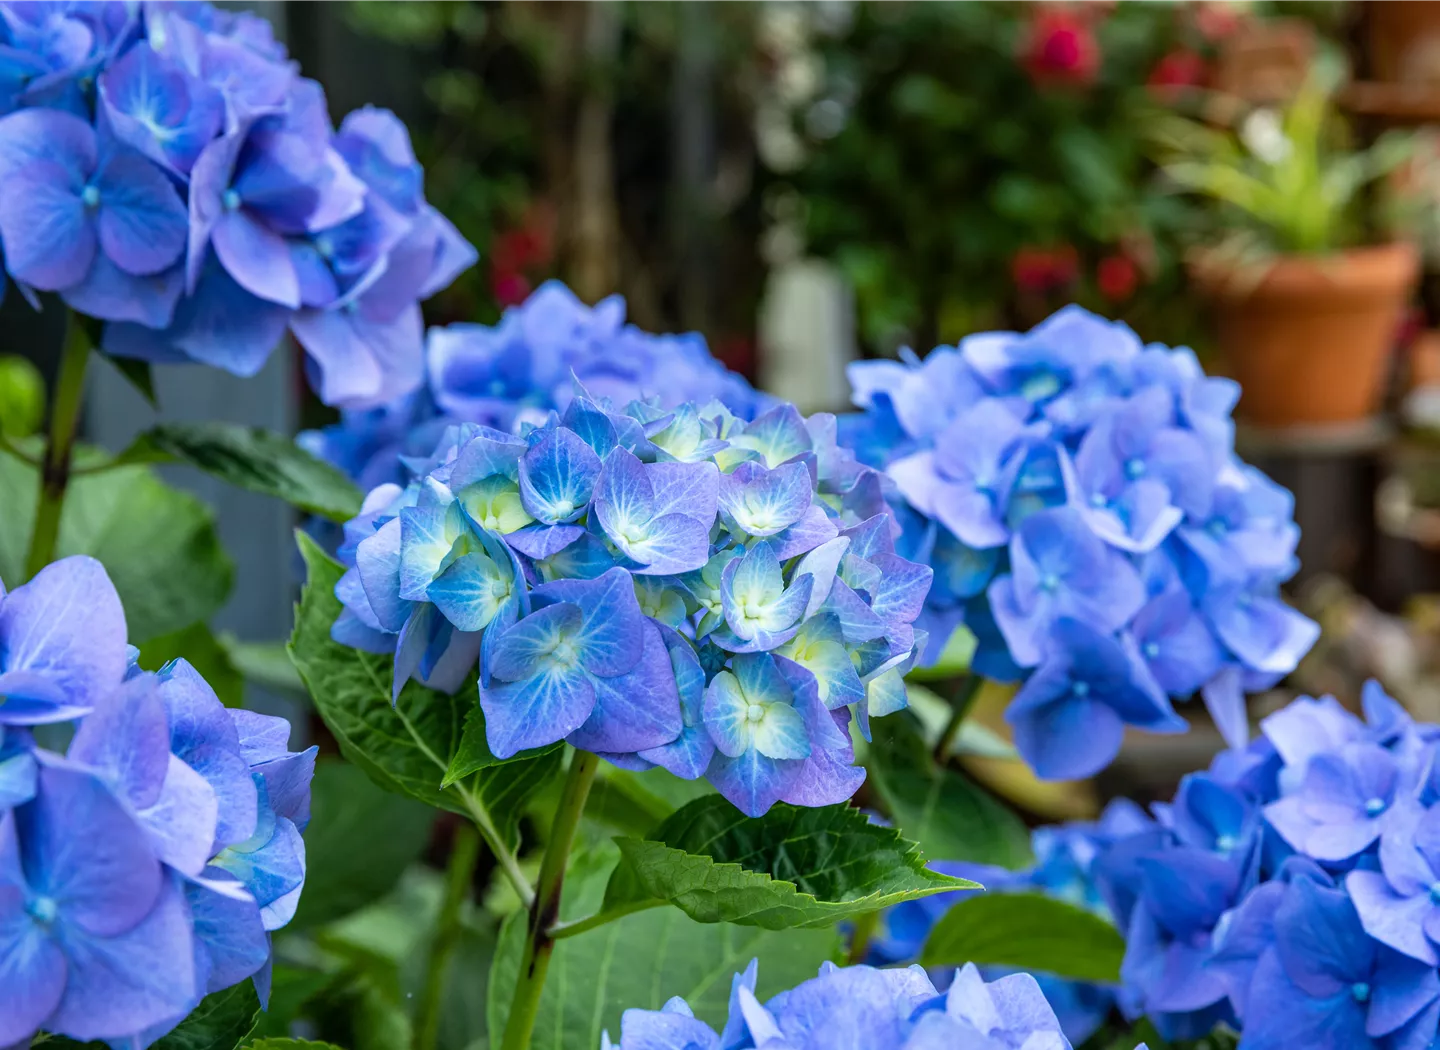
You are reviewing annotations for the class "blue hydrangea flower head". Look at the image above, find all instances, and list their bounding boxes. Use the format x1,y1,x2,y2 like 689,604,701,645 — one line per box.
0,557,314,1046
842,305,1318,779
1084,681,1440,1047
331,386,928,816
0,0,475,408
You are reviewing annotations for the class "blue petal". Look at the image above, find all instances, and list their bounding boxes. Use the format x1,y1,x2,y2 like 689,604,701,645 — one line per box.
519,428,602,524
488,603,583,683
0,164,93,289
428,551,512,633
480,665,596,759
0,556,126,725
533,568,645,678
93,149,188,276
568,620,683,754
718,461,813,537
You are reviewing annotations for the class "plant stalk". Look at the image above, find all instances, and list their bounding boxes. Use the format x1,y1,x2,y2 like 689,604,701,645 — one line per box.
499,748,600,1050
414,823,480,1050
24,317,93,581
933,673,982,765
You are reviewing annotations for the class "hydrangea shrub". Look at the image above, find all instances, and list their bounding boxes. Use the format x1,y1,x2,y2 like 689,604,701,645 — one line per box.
0,557,314,1046
331,384,930,817
842,305,1319,778
0,0,473,408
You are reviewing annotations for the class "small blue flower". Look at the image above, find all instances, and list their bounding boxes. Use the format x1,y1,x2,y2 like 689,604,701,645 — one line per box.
989,506,1146,669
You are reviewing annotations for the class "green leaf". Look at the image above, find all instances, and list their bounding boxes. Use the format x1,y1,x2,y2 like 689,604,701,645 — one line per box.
866,711,1033,869
0,446,233,643
442,704,561,787
487,846,841,1047
287,532,561,842
104,354,158,407
118,422,362,522
221,635,307,696
919,892,1126,983
291,760,436,930
603,795,977,929
138,622,244,707
154,982,262,1050
244,1042,345,1050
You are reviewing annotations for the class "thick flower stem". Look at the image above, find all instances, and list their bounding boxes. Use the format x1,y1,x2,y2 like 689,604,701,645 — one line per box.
414,823,480,1050
24,317,94,581
500,748,600,1050
933,673,982,766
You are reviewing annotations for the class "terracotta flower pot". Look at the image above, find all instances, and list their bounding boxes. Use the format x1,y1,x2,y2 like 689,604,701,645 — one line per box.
1190,242,1420,427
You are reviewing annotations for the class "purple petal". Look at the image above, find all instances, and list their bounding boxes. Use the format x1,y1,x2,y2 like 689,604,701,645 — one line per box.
46,874,198,1042
93,150,187,276
20,763,162,938
1347,870,1438,965
0,556,127,723
62,254,183,328
0,164,93,289
567,621,683,753
67,673,171,811
211,209,300,307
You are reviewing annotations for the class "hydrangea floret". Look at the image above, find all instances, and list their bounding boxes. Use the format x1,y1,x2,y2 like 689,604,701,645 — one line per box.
0,557,314,1046
331,384,927,816
0,0,474,408
600,958,1149,1050
303,280,770,491
868,799,1152,1046
1089,681,1440,1050
841,305,1319,779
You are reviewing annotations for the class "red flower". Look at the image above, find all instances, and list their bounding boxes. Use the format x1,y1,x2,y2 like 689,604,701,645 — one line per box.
1021,10,1100,87
1012,245,1079,293
490,269,532,308
1096,254,1139,302
1148,49,1207,101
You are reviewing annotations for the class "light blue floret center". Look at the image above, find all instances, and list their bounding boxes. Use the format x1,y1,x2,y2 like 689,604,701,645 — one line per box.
26,895,58,926
1364,797,1387,817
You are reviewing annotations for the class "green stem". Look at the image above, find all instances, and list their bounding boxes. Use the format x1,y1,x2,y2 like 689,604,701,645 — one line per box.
456,784,534,909
24,317,93,581
932,673,981,766
547,899,664,940
846,909,880,966
414,824,480,1050
500,749,600,1050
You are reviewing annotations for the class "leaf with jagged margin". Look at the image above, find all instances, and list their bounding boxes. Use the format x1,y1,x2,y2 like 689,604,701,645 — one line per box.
603,795,978,929
287,533,561,844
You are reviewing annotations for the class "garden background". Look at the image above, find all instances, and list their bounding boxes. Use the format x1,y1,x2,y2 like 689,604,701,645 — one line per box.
6,1,1440,1047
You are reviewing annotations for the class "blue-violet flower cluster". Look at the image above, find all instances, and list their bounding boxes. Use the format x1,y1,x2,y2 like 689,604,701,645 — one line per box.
868,799,1152,1046
0,0,474,408
600,958,1148,1049
330,385,927,817
841,305,1319,779
0,557,315,1046
1089,681,1440,1050
303,280,770,492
